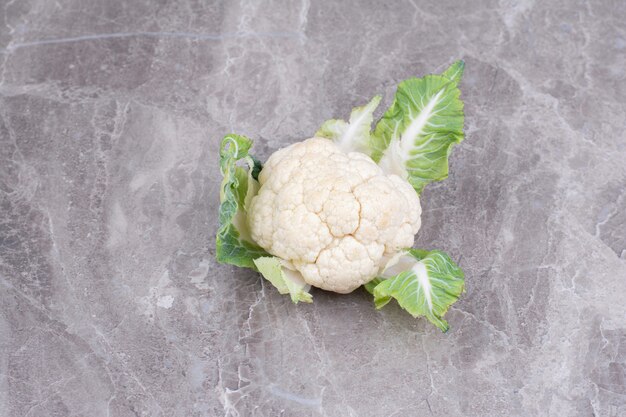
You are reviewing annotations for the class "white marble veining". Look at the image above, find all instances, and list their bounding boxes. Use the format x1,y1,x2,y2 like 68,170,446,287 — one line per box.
0,0,625,416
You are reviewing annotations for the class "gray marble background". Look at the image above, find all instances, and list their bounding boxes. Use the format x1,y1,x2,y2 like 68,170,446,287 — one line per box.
1,0,625,416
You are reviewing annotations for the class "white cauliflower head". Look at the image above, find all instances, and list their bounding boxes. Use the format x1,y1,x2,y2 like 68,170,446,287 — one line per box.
247,137,421,293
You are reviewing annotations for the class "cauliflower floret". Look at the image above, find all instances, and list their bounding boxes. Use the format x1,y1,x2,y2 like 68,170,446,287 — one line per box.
248,137,422,293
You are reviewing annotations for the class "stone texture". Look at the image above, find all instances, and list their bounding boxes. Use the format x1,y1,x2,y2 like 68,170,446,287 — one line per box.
0,0,625,416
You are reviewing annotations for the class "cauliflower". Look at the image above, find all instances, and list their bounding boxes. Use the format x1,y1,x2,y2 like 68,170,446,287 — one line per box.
216,61,467,331
248,137,421,293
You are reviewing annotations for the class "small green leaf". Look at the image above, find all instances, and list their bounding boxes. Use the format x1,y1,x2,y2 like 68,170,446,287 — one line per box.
441,59,465,84
216,134,269,270
371,249,465,332
316,119,347,141
254,257,313,303
363,277,383,295
363,277,392,308
316,96,381,156
371,61,465,194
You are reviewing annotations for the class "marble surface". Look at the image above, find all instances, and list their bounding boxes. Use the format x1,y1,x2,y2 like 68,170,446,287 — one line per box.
1,0,625,416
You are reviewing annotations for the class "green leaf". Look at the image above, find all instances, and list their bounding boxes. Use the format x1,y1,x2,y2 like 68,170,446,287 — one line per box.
233,167,248,207
253,257,313,303
363,277,383,295
371,249,465,332
316,96,381,156
216,134,269,270
371,61,465,194
363,277,392,308
441,59,465,84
